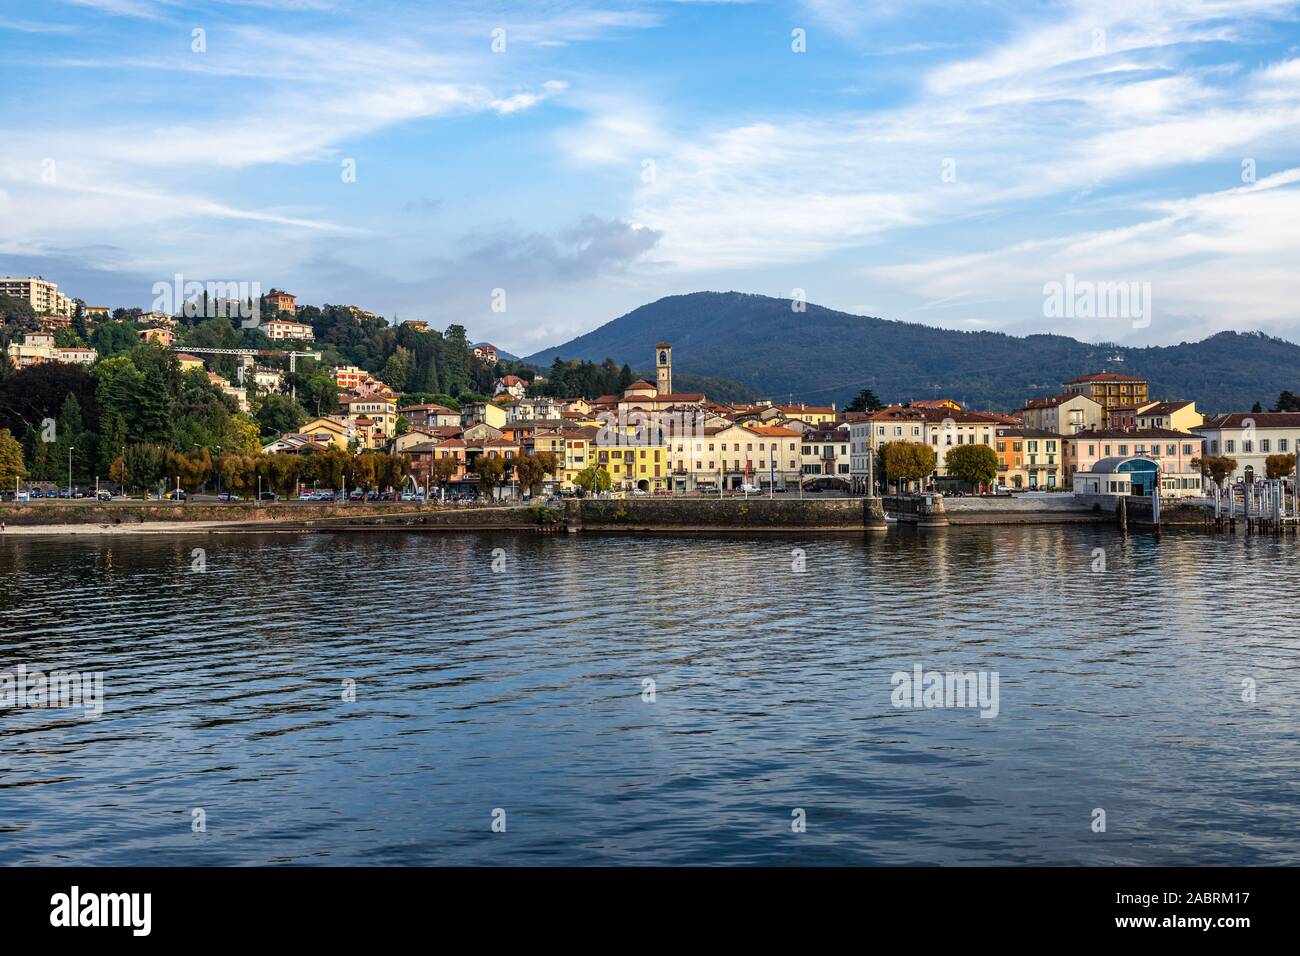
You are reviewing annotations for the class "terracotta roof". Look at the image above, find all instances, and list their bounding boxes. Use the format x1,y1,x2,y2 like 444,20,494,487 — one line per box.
995,427,1066,439
1070,428,1201,440
655,341,671,349
1198,412,1300,429
868,404,1004,424
1138,401,1194,416
626,380,656,390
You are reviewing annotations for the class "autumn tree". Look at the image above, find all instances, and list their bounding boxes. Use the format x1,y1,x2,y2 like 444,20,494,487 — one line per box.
1198,455,1237,487
881,441,937,492
0,427,26,486
471,454,506,498
944,443,998,490
1265,453,1296,480
514,452,559,495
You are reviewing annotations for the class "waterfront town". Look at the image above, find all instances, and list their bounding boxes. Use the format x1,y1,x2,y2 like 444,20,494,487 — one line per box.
0,274,1296,504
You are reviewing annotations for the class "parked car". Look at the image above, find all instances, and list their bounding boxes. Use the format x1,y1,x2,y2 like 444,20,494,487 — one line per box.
96,491,113,502
217,492,241,502
164,490,187,501
348,490,365,501
259,491,278,501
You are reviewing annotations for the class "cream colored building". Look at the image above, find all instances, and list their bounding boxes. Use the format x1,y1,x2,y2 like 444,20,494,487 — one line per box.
341,392,399,445
1193,413,1300,484
6,332,97,368
665,422,801,492
0,277,74,317
1020,393,1104,434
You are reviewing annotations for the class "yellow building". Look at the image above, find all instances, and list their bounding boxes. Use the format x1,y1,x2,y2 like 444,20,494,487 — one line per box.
772,403,837,425
593,424,668,493
462,401,508,430
1062,373,1148,425
530,426,597,491
1136,400,1202,433
295,416,352,451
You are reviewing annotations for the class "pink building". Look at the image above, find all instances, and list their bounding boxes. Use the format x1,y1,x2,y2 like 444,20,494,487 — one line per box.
1065,428,1204,488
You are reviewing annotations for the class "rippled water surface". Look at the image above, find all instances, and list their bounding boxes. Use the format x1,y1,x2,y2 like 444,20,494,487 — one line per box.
1,527,1298,865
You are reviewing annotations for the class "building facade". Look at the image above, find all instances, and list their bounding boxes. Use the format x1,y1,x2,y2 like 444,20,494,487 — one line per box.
1193,413,1300,484
0,277,74,317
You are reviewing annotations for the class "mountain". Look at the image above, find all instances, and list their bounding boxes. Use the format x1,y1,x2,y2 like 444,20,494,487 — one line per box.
524,292,1300,413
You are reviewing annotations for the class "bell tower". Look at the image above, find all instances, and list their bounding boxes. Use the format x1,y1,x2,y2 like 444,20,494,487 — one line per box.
655,341,672,395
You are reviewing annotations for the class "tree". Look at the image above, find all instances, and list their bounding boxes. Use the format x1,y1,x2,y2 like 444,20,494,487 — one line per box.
380,346,414,390
573,464,612,495
1274,391,1300,412
222,413,262,455
1252,401,1263,413
1265,453,1296,480
0,427,26,486
514,452,558,495
881,442,937,491
1199,455,1237,486
71,301,88,343
430,456,458,495
471,454,507,498
847,388,885,413
255,393,308,437
298,372,338,416
944,443,998,490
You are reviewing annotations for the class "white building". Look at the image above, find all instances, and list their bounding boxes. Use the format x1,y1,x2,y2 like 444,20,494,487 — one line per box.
262,319,314,341
1193,413,1300,484
849,405,1004,490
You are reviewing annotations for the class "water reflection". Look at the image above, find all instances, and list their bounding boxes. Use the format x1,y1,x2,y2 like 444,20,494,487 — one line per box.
0,527,1297,865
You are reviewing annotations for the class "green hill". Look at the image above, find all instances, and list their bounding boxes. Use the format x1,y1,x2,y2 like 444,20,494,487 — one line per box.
524,291,1300,413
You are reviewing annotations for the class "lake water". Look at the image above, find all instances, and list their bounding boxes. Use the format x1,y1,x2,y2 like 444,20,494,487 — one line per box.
1,526,1298,865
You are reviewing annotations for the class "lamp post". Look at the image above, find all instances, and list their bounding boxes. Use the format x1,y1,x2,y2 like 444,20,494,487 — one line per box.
68,445,74,498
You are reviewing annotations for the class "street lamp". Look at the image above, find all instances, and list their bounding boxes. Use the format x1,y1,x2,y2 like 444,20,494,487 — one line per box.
68,445,74,498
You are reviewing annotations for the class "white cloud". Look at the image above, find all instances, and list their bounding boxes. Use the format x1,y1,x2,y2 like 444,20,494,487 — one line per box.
869,170,1300,340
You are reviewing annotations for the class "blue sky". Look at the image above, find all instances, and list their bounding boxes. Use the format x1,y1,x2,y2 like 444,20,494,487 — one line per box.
2,0,1300,355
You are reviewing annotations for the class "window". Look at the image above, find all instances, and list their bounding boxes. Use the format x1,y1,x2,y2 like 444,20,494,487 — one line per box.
1182,444,1194,455
997,442,1006,452
1167,445,1177,456
1244,440,1254,453
1226,440,1235,453
1118,445,1128,456
1262,439,1271,452
1282,439,1290,452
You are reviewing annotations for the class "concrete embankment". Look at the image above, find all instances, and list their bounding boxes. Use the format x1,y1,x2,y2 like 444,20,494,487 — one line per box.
882,493,1211,527
1,498,889,535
